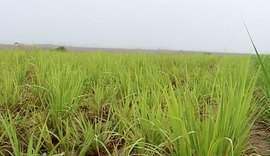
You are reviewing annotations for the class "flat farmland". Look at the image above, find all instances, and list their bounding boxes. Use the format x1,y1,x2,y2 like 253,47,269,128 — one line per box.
0,50,269,156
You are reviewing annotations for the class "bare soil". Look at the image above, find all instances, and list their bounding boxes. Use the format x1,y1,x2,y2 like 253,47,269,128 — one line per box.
245,121,270,156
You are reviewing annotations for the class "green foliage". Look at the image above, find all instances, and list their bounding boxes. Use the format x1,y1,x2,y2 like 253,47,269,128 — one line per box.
244,23,270,123
55,46,67,52
0,50,260,155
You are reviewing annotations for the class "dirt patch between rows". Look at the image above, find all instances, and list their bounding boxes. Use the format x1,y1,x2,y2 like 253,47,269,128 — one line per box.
244,121,270,156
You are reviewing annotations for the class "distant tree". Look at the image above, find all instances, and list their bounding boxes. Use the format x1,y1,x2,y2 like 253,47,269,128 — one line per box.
55,46,67,52
203,52,212,55
14,42,19,46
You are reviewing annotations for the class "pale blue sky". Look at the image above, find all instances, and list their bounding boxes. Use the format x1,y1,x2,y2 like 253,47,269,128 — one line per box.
0,0,269,52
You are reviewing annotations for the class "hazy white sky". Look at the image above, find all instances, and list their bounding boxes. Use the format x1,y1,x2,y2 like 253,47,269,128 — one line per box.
0,0,269,53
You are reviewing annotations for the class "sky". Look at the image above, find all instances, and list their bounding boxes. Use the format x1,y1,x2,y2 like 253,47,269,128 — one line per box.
0,0,269,53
